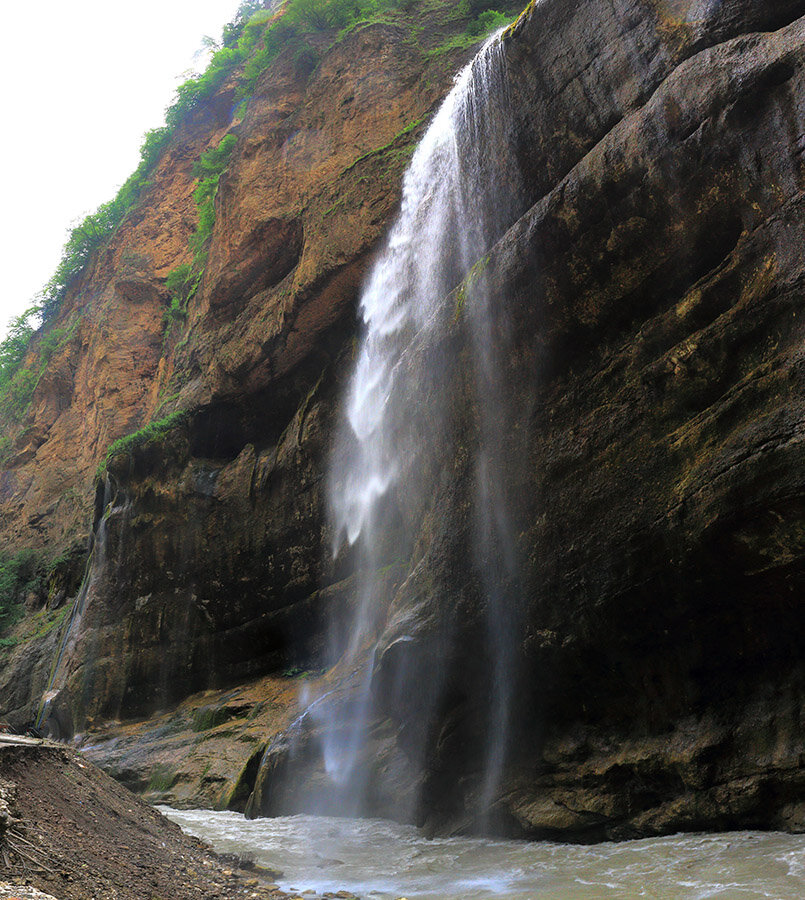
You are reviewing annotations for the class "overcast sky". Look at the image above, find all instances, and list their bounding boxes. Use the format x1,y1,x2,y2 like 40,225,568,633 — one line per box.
0,0,246,341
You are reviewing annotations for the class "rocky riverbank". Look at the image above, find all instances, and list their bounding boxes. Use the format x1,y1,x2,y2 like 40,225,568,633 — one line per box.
0,737,356,900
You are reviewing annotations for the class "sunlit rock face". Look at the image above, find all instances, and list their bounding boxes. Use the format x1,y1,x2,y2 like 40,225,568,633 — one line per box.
1,0,804,838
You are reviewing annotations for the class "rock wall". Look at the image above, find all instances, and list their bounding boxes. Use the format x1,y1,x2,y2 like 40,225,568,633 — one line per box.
251,0,805,836
0,0,803,839
360,0,805,836
0,0,523,764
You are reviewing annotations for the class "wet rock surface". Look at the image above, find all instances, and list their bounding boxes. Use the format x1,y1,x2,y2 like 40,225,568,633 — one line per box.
365,1,805,836
0,0,803,841
0,0,523,738
76,674,302,811
250,0,805,836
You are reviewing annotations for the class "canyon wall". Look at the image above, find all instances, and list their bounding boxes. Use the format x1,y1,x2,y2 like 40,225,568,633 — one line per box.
1,0,804,839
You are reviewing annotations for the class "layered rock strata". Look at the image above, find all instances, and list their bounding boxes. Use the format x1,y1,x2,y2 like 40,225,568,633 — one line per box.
0,0,803,839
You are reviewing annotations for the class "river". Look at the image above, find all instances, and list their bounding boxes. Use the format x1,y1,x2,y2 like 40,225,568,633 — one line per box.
161,808,805,899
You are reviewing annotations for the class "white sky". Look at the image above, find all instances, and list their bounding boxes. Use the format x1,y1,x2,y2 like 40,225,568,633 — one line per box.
0,0,246,341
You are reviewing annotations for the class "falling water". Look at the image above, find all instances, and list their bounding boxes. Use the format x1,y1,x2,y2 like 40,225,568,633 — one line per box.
293,29,525,822
36,476,129,736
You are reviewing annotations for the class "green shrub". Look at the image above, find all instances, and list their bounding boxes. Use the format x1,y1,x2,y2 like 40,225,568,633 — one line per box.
165,263,194,298
161,132,238,332
163,297,188,328
287,0,364,29
241,0,408,94
193,133,238,180
0,308,37,389
98,409,190,476
0,317,78,425
0,368,37,421
468,8,510,35
166,262,204,309
190,134,238,252
222,1,270,47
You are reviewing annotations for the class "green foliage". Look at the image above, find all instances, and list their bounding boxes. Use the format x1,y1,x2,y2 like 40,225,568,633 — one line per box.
467,8,511,34
0,549,45,636
222,1,270,46
242,0,411,94
0,368,37,421
164,263,203,316
429,5,516,56
161,132,238,334
0,308,38,388
165,7,274,127
37,326,68,363
0,317,78,426
165,263,204,322
187,133,237,256
163,297,188,328
164,264,191,297
286,0,364,29
98,409,190,476
193,133,238,180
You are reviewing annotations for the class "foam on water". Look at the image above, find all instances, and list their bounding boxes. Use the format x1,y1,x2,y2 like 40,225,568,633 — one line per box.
161,809,805,900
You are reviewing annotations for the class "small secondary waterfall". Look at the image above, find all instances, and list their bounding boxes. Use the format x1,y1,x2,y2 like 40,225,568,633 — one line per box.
283,30,526,824
36,476,130,737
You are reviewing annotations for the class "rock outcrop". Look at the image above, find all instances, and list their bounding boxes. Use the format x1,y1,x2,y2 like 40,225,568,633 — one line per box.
0,0,803,839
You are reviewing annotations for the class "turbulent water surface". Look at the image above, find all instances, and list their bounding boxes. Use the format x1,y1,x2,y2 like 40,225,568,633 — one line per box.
162,808,805,899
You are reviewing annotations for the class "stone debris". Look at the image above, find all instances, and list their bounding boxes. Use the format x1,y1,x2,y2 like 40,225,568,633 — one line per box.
0,886,60,900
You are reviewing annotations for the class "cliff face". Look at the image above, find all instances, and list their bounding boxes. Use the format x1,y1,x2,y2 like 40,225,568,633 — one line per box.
0,0,525,788
494,0,805,838
1,0,804,839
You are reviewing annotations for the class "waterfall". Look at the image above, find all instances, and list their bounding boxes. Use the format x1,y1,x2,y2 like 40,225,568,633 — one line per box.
258,29,526,826
36,476,130,737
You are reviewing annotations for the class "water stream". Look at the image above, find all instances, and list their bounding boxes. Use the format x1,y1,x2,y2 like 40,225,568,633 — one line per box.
36,475,129,736
162,808,805,900
282,27,526,822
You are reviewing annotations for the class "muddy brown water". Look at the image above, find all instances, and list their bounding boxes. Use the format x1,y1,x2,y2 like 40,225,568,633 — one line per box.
162,808,805,899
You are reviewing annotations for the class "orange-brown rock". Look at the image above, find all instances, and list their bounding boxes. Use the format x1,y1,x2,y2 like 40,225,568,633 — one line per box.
1,0,804,840
0,0,523,805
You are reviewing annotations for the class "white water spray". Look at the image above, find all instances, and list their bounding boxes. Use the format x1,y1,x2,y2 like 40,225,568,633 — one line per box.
316,29,524,817
36,477,130,736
